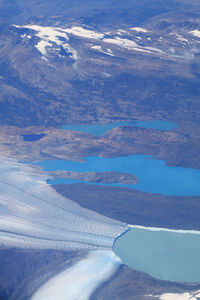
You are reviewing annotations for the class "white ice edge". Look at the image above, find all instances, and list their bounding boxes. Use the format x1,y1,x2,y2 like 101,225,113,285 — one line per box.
129,224,200,234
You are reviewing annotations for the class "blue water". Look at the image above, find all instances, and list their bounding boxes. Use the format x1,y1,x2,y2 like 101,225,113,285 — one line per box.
62,120,178,135
33,155,200,196
22,133,46,142
134,120,178,130
113,228,200,282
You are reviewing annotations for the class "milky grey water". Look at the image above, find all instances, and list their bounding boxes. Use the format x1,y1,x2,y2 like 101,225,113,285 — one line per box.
114,227,200,283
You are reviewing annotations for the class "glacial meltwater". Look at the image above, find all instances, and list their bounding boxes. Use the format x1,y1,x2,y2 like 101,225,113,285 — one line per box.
113,227,200,283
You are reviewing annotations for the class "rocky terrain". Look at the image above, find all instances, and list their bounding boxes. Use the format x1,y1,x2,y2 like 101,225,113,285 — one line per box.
0,2,200,128
54,183,200,231
91,265,200,300
0,124,199,169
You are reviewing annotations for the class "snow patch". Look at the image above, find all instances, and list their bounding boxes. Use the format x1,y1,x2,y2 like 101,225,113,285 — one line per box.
117,29,128,35
16,24,69,44
21,34,32,39
130,27,148,33
14,24,165,60
103,37,138,48
36,40,52,55
103,37,163,55
63,43,78,60
14,24,78,60
189,30,200,38
91,45,115,56
91,45,102,51
64,26,104,40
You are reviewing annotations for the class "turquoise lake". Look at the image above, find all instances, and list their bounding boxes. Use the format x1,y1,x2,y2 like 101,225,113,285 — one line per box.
34,154,200,196
62,120,178,135
113,228,200,282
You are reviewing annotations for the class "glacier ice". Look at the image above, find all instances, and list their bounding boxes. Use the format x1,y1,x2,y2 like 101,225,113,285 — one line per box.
0,156,127,299
0,156,127,251
31,250,120,300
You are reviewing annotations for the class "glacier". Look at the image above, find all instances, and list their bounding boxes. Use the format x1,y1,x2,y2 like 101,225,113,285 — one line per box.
31,250,120,300
0,156,127,299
